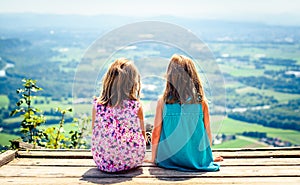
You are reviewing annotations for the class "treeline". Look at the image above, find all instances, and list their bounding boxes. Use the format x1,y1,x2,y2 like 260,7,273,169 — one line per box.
238,73,300,94
226,88,278,109
0,38,31,50
258,57,297,66
228,99,300,131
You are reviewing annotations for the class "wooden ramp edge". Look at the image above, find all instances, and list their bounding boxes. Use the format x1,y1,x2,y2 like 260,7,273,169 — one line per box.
0,147,300,184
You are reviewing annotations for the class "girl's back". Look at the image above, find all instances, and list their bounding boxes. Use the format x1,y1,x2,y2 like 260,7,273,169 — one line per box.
156,103,219,171
150,54,222,171
92,99,145,172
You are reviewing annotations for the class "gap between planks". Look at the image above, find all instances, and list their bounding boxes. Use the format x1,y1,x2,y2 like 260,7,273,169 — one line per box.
0,177,299,185
16,150,300,159
7,158,300,167
0,165,300,178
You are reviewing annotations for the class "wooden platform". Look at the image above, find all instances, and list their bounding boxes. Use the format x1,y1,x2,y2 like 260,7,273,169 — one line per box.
0,147,300,184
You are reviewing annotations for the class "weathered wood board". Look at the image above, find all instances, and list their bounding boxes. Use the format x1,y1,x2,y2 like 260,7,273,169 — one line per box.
0,148,299,184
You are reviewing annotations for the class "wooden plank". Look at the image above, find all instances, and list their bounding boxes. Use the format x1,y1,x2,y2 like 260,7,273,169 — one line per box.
213,150,300,158
0,177,300,185
17,149,90,152
7,158,96,167
213,146,300,152
16,150,152,159
7,158,300,167
0,150,16,167
0,165,300,178
10,141,43,149
17,151,92,159
19,146,300,152
2,149,300,184
16,150,300,159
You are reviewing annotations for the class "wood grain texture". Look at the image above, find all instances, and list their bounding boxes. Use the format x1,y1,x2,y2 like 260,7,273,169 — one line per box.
7,158,300,167
0,150,16,167
17,149,300,158
0,148,300,185
0,177,300,185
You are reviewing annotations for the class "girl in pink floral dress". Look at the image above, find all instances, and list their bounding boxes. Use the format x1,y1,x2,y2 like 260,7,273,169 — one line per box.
91,58,146,172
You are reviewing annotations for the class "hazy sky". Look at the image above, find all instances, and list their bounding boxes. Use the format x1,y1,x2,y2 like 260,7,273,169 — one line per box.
1,0,300,25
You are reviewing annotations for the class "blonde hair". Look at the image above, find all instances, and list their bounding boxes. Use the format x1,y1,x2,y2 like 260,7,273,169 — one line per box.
99,58,140,107
163,54,205,104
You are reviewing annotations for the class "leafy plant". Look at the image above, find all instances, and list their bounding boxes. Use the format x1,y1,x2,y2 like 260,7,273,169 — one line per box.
69,115,89,149
9,78,89,150
44,109,89,149
10,79,46,147
44,107,72,149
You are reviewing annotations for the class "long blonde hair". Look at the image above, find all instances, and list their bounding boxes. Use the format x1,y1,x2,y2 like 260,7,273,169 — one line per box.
99,58,141,107
163,54,205,104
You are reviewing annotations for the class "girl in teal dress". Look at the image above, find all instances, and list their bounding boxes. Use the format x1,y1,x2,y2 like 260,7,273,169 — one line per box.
149,54,223,172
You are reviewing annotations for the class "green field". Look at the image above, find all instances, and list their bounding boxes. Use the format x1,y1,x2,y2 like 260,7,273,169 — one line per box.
219,64,265,77
214,117,300,146
41,123,78,134
33,98,72,112
0,95,9,109
236,86,300,103
3,115,63,125
0,133,19,146
213,135,268,149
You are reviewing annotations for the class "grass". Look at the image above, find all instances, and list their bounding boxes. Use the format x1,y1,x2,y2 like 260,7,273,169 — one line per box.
212,135,267,149
0,133,20,146
33,100,72,112
236,86,300,103
213,117,300,145
3,115,62,124
73,104,91,116
0,95,9,109
219,64,265,77
3,117,23,124
41,122,77,134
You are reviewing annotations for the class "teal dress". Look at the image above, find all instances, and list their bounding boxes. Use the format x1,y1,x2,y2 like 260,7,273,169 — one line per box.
155,103,220,172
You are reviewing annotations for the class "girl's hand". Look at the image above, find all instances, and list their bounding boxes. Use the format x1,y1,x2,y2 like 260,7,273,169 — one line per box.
214,156,224,162
144,159,155,164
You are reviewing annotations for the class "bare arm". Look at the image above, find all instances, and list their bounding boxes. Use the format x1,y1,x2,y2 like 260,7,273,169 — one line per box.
151,98,164,163
138,106,146,139
202,101,224,162
92,105,96,129
202,101,212,146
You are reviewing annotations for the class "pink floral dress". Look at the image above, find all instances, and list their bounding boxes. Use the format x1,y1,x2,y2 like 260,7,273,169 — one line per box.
91,99,146,172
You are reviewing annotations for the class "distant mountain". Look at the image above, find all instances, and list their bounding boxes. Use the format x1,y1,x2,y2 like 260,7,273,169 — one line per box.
0,38,31,49
0,13,136,29
0,13,300,43
1,13,298,30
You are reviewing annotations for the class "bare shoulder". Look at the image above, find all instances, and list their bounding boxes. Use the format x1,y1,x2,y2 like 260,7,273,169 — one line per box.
157,97,164,108
201,100,209,110
137,100,143,112
201,100,208,106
